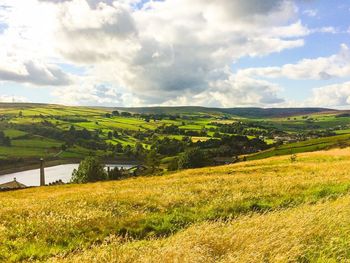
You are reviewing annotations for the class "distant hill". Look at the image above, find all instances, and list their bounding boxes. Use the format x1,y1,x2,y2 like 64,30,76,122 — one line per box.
112,106,336,118
219,107,336,118
0,103,337,118
0,102,51,108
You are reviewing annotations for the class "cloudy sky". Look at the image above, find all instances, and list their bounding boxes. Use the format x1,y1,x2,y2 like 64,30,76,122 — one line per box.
0,0,349,108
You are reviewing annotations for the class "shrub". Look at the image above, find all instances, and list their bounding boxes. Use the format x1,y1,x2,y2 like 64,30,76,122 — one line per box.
71,157,107,183
167,157,179,171
107,167,124,180
290,154,297,163
146,150,160,172
178,148,210,169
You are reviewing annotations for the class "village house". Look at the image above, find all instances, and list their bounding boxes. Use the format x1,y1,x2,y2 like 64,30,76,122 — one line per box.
0,178,27,191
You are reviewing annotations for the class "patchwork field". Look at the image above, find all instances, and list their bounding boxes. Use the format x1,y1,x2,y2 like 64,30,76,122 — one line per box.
2,148,350,261
0,104,349,177
247,133,350,160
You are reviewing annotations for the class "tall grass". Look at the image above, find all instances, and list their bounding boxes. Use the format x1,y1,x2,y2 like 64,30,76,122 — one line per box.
1,148,350,261
58,193,350,262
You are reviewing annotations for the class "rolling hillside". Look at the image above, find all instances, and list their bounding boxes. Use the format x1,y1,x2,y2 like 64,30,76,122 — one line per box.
2,148,350,261
113,106,335,118
246,133,350,160
0,103,349,174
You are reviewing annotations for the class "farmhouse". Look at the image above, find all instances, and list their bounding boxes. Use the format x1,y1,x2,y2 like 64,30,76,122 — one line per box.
0,178,27,191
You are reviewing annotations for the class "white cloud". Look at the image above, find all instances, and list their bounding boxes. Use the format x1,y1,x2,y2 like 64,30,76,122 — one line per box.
52,85,121,106
314,27,338,34
161,74,285,107
53,0,306,105
0,0,72,86
238,44,350,80
310,82,350,107
0,0,313,106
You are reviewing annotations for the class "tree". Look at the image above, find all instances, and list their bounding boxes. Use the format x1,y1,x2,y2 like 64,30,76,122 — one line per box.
0,131,11,146
115,143,123,153
213,132,221,138
124,145,133,157
3,136,11,146
112,110,120,116
134,142,144,158
121,112,132,117
61,144,68,151
71,157,107,183
108,131,113,139
178,148,210,169
167,157,179,171
107,167,123,180
146,150,160,172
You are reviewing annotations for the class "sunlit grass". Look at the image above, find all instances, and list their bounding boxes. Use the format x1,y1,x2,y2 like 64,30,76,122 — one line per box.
247,134,350,160
58,194,350,262
2,148,350,261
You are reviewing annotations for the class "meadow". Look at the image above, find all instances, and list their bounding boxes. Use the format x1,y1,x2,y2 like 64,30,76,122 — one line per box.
247,133,350,160
2,148,350,261
0,104,215,150
0,104,350,166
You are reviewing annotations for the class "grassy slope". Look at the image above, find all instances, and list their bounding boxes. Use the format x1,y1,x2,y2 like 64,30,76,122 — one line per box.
247,133,350,160
113,106,334,118
0,105,222,155
61,193,350,263
1,103,350,163
2,148,350,261
265,113,350,132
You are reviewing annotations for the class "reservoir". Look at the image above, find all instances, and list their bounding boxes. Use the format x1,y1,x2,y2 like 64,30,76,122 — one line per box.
0,164,134,187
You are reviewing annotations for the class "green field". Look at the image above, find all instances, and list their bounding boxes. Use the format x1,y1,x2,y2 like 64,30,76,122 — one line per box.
3,129,27,139
1,103,350,171
247,134,350,160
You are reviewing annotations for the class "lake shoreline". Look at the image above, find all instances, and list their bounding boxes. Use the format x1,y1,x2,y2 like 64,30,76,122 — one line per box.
0,159,140,177
0,162,137,187
0,159,76,177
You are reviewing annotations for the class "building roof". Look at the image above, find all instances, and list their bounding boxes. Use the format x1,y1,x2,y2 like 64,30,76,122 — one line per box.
0,178,27,190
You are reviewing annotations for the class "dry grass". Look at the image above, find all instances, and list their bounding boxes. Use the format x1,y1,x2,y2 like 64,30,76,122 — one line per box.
2,148,350,261
57,194,350,263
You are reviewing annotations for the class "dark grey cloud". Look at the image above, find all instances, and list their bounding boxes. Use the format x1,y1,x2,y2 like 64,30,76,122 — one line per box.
0,61,72,86
217,0,287,16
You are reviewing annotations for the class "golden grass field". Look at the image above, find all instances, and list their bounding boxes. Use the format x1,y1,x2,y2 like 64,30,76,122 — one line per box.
2,148,350,262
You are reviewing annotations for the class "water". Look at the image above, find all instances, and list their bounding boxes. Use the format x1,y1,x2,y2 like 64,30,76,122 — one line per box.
0,164,134,187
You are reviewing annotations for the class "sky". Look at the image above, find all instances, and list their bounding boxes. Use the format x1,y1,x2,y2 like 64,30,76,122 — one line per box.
0,0,349,108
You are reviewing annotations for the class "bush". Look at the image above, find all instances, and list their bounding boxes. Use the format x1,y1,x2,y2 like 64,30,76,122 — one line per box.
146,150,160,172
0,131,11,146
71,157,107,183
107,167,124,180
178,148,210,169
167,157,179,171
